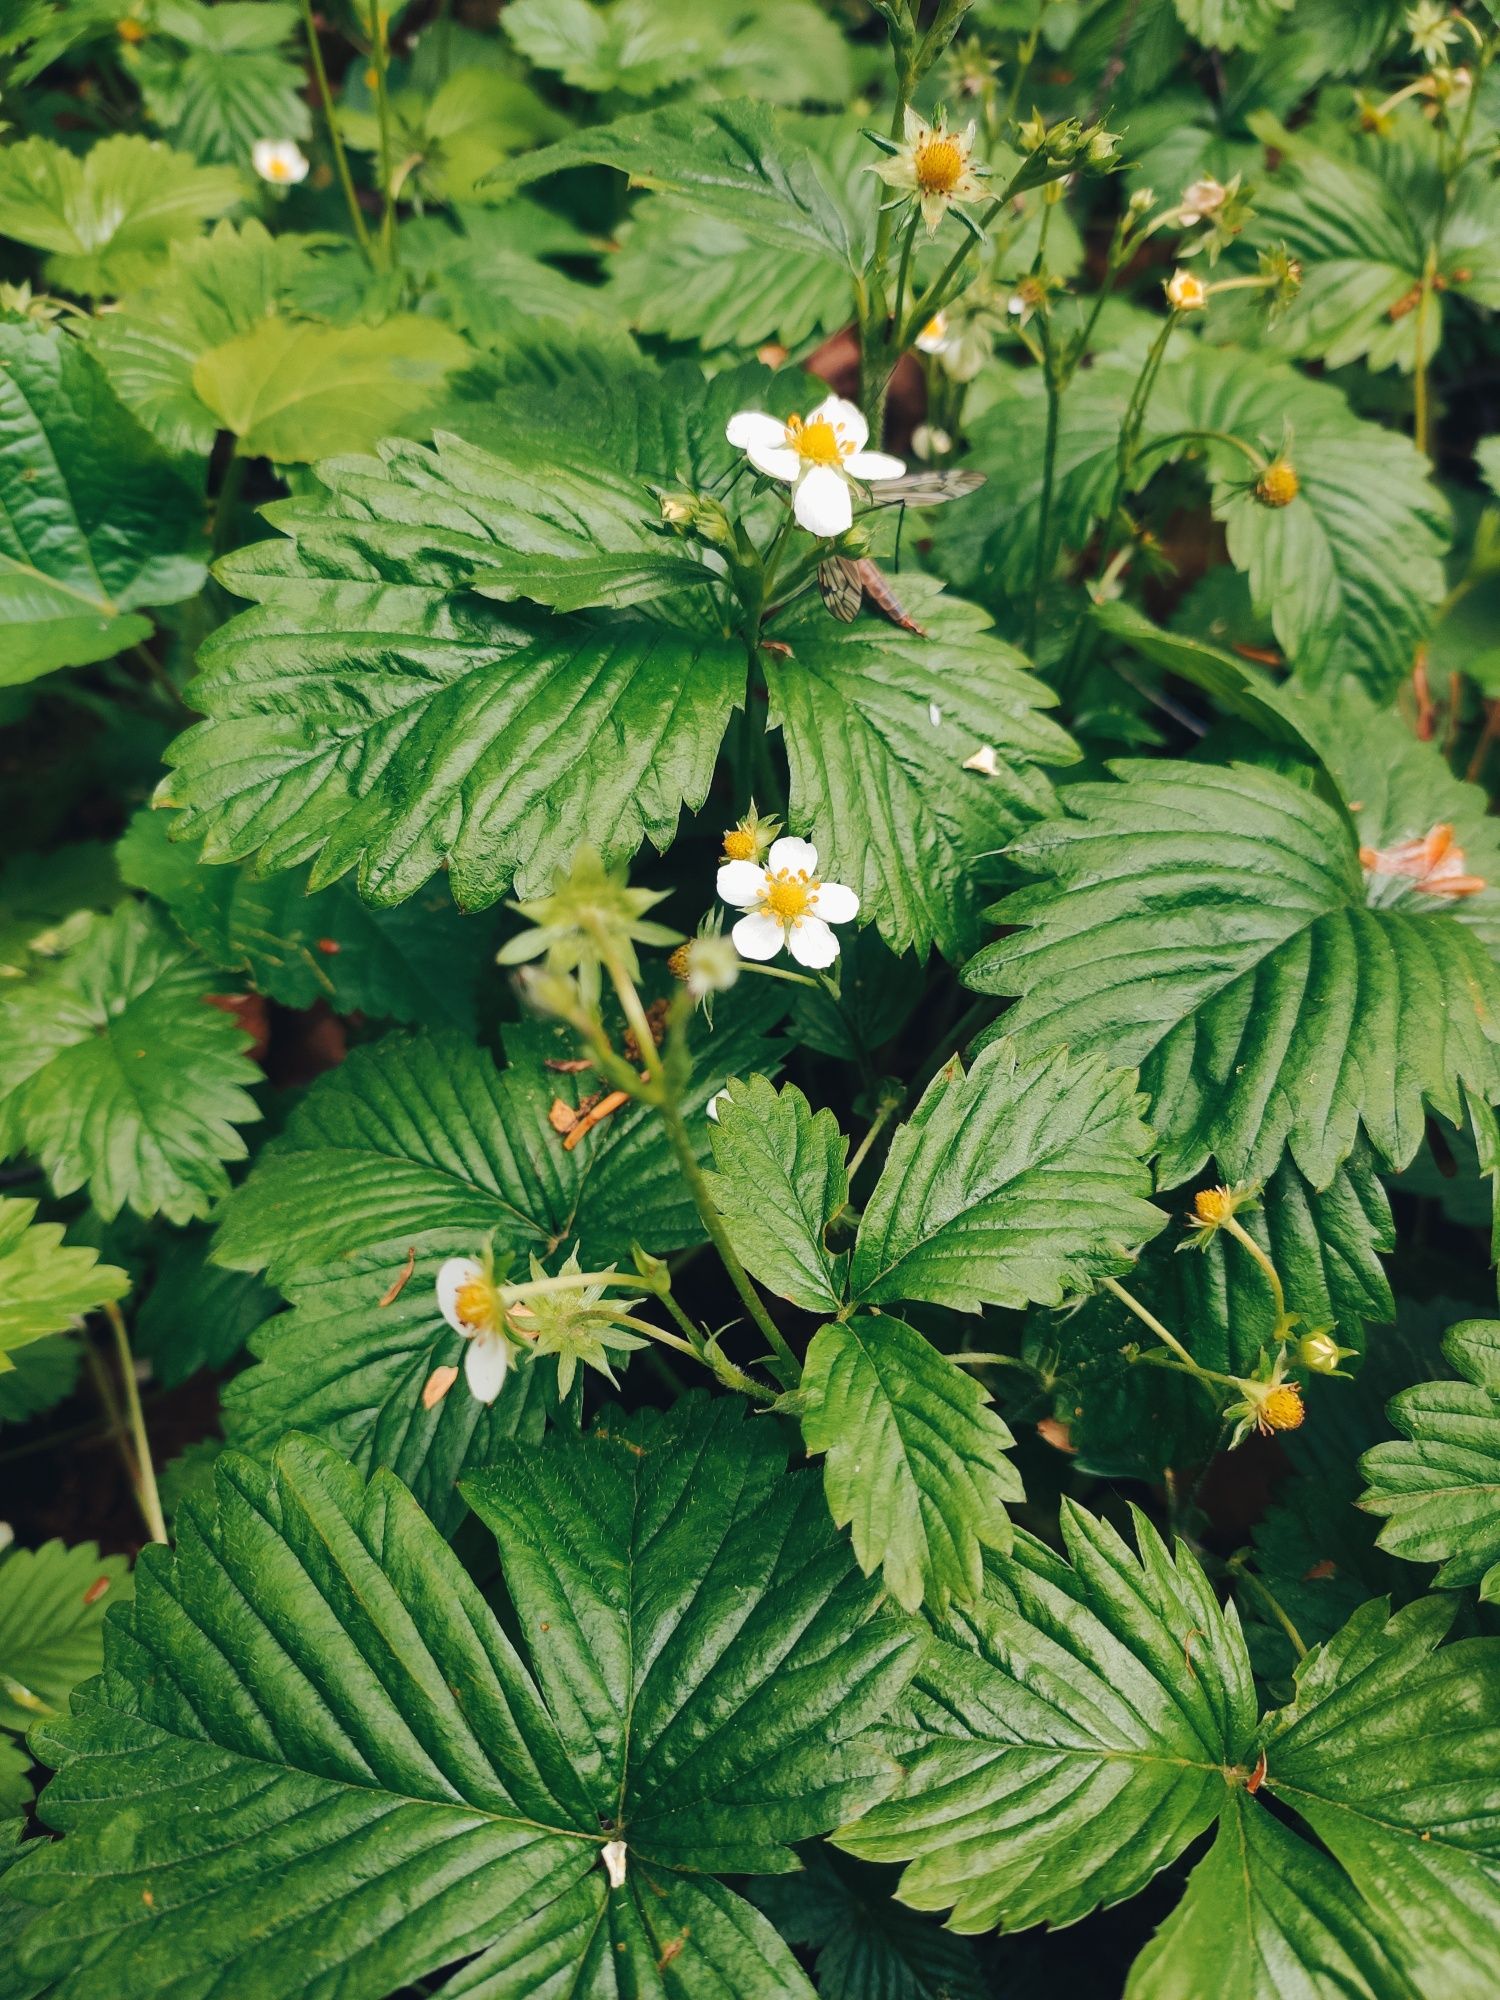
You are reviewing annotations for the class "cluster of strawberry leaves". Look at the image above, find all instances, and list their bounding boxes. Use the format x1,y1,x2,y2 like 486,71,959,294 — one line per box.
2,3,1500,1998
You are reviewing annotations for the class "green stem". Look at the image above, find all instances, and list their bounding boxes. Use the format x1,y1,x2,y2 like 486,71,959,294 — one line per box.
1228,1556,1308,1660
845,1091,901,1183
1221,1215,1289,1333
1029,339,1061,654
1132,426,1268,478
503,1271,649,1306
370,3,398,269
212,450,249,557
102,1303,167,1545
1100,1275,1219,1385
298,0,373,262
891,207,921,353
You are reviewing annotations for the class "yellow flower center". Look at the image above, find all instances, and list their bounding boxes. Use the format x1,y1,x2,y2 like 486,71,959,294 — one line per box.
915,133,965,194
1256,460,1299,508
1194,1186,1235,1225
454,1276,497,1335
762,869,816,921
117,16,146,41
722,828,757,861
786,415,852,467
1259,1384,1305,1433
267,158,291,181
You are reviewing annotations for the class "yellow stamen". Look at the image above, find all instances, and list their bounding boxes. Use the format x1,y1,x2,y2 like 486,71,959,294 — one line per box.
786,415,852,466
722,828,757,861
1258,1383,1305,1434
454,1276,497,1335
1194,1187,1236,1225
1256,460,1299,508
762,869,816,921
915,133,965,194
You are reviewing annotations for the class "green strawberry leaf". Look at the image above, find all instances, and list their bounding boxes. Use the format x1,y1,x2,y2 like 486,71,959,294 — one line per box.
11,1413,919,1998
703,1076,850,1313
750,1850,989,2000
0,321,206,682
134,1227,277,1388
0,902,262,1225
1173,0,1294,51
0,1199,129,1364
965,758,1500,1187
134,0,310,166
0,1540,132,1735
802,1315,1023,1613
1359,1319,1500,1601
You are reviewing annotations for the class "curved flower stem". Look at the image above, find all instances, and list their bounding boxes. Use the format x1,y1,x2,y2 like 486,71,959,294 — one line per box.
890,207,921,351
1227,1553,1308,1660
845,1089,901,1184
502,1270,651,1306
102,1302,167,1545
1099,1276,1236,1392
299,0,373,264
615,1316,775,1405
1220,1215,1290,1333
369,3,399,269
1029,328,1061,655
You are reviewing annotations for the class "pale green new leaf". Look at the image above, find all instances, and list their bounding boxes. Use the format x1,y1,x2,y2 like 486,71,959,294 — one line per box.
703,1077,849,1313
849,1040,1166,1311
1259,1595,1500,1996
192,315,472,463
1359,1320,1500,1601
966,759,1500,1186
1125,1793,1418,2000
492,98,855,268
0,135,241,295
802,1315,1023,1613
0,321,205,680
0,1541,131,1735
1174,0,1294,50
837,1502,1259,1931
213,1006,782,1287
504,0,851,103
763,576,1076,959
0,902,262,1224
0,1199,128,1365
11,1413,919,1998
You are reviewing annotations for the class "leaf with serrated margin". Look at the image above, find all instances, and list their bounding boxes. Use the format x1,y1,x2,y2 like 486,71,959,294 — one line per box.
802,1315,1023,1613
703,1077,849,1312
849,1040,1165,1312
1359,1320,1500,1602
966,759,1500,1187
0,1541,131,1736
750,1850,988,2000
0,1200,128,1363
10,1415,919,1998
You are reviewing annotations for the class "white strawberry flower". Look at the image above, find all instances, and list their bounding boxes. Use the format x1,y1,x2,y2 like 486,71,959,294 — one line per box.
435,1257,514,1404
725,395,904,539
915,310,952,354
871,108,989,236
252,139,310,186
717,834,858,969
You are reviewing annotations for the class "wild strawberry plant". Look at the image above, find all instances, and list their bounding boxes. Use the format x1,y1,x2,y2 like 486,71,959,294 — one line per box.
1,1,1500,1994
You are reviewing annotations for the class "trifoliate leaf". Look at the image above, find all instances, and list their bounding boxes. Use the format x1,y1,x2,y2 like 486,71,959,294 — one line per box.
802,1315,1023,1613
214,1004,782,1287
966,759,1500,1187
0,1199,128,1364
492,98,856,268
1153,345,1450,698
0,902,262,1224
849,1040,1165,1313
223,1242,553,1532
11,1414,919,1998
1258,1594,1500,1993
1125,1791,1418,2000
750,1850,988,2000
0,135,241,296
134,0,310,165
837,1502,1259,1931
764,576,1075,960
118,807,492,1028
1173,0,1294,51
85,220,321,456
134,1227,277,1388
191,315,472,463
339,62,565,206
1359,1319,1500,1601
0,321,206,681
703,1076,850,1313
0,1540,131,1734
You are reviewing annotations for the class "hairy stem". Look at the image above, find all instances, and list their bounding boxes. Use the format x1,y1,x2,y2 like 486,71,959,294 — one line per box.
102,1302,167,1545
298,0,373,261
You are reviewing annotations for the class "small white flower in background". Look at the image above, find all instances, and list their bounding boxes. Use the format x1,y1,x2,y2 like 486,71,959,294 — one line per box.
252,139,310,186
600,1839,628,1888
706,1090,729,1123
718,834,859,969
1165,268,1208,312
1175,176,1227,225
872,108,989,235
912,423,952,460
435,1257,515,1404
726,396,904,538
915,310,951,354
964,745,999,776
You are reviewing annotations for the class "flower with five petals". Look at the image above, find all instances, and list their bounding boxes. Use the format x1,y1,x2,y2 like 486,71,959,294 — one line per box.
725,396,904,538
717,835,859,968
435,1257,521,1404
252,138,310,186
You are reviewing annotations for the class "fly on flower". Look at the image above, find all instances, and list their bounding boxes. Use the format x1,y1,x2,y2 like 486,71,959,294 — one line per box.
718,835,859,968
870,108,989,236
725,397,905,538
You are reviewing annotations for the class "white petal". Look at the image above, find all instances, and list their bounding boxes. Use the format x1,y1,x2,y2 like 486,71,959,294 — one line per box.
788,914,839,968
601,1839,628,1889
929,702,942,725
810,880,859,924
964,744,1000,776
464,1331,509,1404
846,449,906,482
767,835,818,876
902,106,926,142
793,464,853,538
706,1090,729,1123
807,394,867,453
726,410,787,450
746,441,800,481
436,1257,485,1337
717,859,767,909
732,910,787,961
